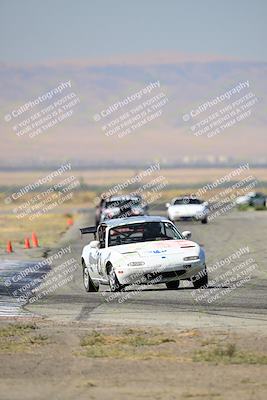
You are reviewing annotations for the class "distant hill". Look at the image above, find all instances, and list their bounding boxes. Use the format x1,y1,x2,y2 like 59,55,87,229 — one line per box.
0,55,266,166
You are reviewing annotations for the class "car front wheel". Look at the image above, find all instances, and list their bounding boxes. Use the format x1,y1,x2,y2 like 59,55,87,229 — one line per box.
108,265,122,292
166,280,180,290
192,267,208,289
83,265,99,292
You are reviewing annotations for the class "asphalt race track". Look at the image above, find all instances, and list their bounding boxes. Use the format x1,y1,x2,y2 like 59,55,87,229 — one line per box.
17,208,266,333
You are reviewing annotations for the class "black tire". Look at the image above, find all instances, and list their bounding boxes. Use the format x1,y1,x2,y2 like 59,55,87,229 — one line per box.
166,280,180,290
108,265,122,292
201,217,208,224
83,264,99,292
192,267,208,289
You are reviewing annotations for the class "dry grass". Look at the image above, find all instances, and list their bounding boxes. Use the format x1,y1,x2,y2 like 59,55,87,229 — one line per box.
0,167,266,214
182,393,221,398
80,329,176,359
2,187,266,212
237,204,267,211
79,329,267,365
0,168,267,186
0,323,48,352
194,343,267,365
1,322,267,400
0,213,71,249
0,191,96,212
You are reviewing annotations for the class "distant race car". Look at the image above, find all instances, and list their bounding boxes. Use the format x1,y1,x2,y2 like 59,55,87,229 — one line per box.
80,216,208,292
95,195,148,225
166,196,209,224
235,192,266,208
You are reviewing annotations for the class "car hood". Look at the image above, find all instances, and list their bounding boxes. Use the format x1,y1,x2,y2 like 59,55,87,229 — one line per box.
112,240,200,257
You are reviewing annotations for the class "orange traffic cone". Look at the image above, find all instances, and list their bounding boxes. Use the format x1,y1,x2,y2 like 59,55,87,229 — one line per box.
67,218,73,226
6,241,13,253
32,232,39,247
24,237,31,249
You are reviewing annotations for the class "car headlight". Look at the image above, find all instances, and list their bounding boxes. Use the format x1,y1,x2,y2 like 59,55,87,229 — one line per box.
127,261,145,266
184,256,199,261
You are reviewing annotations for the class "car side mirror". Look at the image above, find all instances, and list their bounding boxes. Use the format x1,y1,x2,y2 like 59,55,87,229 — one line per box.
90,240,100,248
166,203,170,208
182,231,192,240
203,201,209,207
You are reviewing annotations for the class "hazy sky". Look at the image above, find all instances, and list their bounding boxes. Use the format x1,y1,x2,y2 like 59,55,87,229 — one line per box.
0,0,266,63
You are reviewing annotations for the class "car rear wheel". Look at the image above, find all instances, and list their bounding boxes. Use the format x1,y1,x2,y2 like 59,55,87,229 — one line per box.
83,265,99,292
108,265,122,292
201,217,208,224
166,280,180,290
192,267,208,289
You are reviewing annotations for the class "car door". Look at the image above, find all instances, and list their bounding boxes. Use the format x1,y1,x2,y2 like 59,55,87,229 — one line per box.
88,244,100,280
87,225,104,279
96,225,109,279
89,224,107,279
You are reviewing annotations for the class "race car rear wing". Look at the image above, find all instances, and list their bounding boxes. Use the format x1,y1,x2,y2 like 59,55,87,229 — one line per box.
80,226,97,239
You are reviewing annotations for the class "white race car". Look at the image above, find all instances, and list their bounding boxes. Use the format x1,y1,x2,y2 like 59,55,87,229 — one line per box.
235,192,266,207
80,216,208,292
166,196,209,224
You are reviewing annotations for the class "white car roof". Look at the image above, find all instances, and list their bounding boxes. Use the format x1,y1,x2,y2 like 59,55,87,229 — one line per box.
101,215,170,228
107,195,141,202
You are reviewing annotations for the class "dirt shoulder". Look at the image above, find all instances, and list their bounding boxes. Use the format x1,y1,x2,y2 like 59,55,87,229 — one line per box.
1,210,267,399
0,319,266,400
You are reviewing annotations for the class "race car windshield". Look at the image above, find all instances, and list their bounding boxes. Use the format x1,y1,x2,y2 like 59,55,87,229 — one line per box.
174,198,203,205
106,199,141,208
105,201,122,208
108,222,183,246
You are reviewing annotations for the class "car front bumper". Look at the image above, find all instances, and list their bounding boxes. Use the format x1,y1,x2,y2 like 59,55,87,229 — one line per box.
115,260,206,286
169,213,208,221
